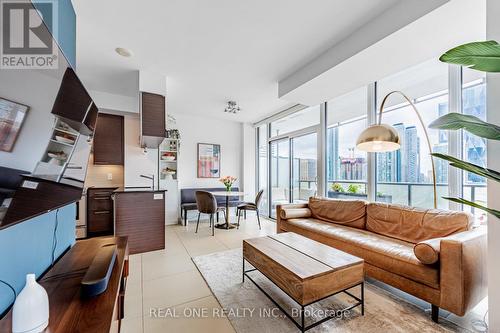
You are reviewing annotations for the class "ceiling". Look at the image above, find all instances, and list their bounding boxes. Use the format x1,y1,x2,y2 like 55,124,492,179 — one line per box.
72,0,402,123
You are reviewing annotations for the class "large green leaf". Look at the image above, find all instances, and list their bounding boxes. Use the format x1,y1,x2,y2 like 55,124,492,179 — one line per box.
429,113,500,141
443,197,500,219
439,40,500,72
431,153,500,182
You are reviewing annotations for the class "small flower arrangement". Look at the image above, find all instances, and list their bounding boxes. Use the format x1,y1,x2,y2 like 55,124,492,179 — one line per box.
219,176,237,191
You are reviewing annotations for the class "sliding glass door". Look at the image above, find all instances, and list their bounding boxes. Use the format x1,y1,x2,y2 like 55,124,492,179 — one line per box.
268,131,318,218
269,139,289,218
292,133,317,203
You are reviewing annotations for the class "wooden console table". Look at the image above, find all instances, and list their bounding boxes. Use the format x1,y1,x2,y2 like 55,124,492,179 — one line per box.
0,236,129,333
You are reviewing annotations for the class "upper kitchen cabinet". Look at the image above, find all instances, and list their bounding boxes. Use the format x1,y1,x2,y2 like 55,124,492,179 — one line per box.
93,113,124,165
140,92,166,148
51,68,98,135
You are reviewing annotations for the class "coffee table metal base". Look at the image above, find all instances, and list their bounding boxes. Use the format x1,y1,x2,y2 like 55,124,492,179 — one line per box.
243,259,364,333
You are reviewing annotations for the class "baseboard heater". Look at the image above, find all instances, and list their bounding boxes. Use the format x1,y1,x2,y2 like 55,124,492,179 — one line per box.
81,244,117,297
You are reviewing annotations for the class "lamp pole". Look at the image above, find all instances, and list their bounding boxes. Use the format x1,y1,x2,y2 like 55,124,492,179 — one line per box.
378,91,437,209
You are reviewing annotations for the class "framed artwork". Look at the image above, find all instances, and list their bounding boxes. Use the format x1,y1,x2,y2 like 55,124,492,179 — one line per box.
197,143,220,178
0,97,29,152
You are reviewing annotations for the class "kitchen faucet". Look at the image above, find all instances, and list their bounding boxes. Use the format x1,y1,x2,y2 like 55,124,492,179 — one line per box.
140,174,155,189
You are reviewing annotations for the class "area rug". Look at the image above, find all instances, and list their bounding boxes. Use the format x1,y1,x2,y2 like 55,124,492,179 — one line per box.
192,248,469,333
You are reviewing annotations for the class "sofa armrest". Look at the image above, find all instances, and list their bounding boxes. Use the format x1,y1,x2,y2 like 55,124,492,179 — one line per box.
439,227,487,316
276,203,308,233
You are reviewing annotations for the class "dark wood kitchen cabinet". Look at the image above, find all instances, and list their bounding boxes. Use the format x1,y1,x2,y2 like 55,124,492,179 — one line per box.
87,187,117,237
140,92,165,148
93,113,124,165
51,68,98,135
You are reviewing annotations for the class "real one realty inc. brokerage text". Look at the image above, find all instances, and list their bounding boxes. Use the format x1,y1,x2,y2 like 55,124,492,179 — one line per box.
149,307,352,319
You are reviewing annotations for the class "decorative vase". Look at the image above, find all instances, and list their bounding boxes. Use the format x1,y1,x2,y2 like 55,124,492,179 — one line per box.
12,274,49,333
226,186,231,192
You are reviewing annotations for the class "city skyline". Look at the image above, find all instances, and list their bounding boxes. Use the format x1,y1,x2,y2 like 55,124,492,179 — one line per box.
325,83,486,185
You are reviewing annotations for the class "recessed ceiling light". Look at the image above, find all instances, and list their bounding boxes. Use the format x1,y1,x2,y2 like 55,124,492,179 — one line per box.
115,47,133,57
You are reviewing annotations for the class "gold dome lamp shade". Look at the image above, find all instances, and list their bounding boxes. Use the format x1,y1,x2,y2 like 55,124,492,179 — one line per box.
356,124,400,152
355,90,437,209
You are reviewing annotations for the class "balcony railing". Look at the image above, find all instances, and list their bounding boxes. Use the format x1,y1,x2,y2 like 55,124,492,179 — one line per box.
293,179,486,215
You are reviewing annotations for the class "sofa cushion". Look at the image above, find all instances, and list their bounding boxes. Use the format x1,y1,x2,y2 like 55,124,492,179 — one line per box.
281,218,439,289
308,197,366,229
366,202,472,244
280,208,312,219
414,238,441,265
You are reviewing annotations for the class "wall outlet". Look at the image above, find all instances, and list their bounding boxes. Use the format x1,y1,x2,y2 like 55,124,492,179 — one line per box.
107,173,113,181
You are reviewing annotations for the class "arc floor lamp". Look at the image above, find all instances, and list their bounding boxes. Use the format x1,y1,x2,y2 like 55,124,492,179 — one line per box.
356,91,437,209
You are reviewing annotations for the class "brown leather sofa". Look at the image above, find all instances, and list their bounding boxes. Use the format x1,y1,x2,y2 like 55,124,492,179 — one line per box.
277,197,487,321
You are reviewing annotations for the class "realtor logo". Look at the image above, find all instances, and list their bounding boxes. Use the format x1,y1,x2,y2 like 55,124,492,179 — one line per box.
1,0,58,69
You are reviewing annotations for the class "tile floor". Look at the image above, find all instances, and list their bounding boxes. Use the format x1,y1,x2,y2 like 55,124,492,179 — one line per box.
122,212,274,333
121,212,488,333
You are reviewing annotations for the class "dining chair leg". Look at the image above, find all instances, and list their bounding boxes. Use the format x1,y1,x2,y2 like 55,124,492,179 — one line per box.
244,209,247,219
256,209,261,230
195,213,201,233
237,209,241,229
211,214,215,236
216,212,219,222
184,209,188,226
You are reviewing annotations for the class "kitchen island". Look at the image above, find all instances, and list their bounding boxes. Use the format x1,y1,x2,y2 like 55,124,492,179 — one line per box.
112,187,166,254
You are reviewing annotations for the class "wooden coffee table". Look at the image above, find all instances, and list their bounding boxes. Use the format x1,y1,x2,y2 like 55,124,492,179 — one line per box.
243,232,364,332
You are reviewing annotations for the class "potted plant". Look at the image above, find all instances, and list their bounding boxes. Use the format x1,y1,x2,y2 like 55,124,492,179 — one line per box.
429,40,500,219
331,183,345,193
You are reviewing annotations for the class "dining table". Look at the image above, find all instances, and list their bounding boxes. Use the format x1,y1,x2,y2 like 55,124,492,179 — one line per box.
210,191,246,229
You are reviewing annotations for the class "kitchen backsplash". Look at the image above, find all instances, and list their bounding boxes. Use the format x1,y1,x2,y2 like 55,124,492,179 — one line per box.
84,154,124,188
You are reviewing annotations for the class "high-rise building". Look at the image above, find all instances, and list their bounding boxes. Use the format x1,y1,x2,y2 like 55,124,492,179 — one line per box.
393,123,406,182
433,142,448,183
326,126,339,182
463,84,487,184
340,157,366,180
405,126,420,182
299,158,317,181
376,122,405,183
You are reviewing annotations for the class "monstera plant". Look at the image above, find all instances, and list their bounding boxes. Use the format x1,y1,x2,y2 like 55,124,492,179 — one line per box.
429,40,500,218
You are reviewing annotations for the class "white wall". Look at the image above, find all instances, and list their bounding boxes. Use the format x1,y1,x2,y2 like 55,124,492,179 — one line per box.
0,69,61,172
89,90,138,114
487,0,500,329
241,123,256,202
123,115,158,187
172,113,243,190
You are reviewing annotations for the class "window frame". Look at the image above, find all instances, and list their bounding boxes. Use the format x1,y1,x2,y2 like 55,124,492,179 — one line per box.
254,64,486,220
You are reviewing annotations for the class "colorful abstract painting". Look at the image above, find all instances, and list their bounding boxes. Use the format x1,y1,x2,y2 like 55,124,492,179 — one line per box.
197,143,220,178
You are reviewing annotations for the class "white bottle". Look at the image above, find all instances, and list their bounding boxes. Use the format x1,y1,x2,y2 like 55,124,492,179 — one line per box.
12,274,49,333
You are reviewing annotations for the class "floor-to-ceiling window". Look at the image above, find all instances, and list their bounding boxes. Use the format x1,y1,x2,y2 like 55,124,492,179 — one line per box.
267,106,320,218
257,125,269,216
292,133,317,203
375,59,450,209
256,60,487,221
270,139,289,218
326,87,368,199
462,68,487,224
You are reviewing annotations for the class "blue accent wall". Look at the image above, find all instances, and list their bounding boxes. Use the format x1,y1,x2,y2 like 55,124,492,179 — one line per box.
32,0,77,68
0,204,76,315
0,0,78,317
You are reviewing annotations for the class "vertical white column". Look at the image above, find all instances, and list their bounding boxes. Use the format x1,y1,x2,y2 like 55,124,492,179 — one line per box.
447,65,463,211
487,0,500,328
366,83,377,202
317,103,327,197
